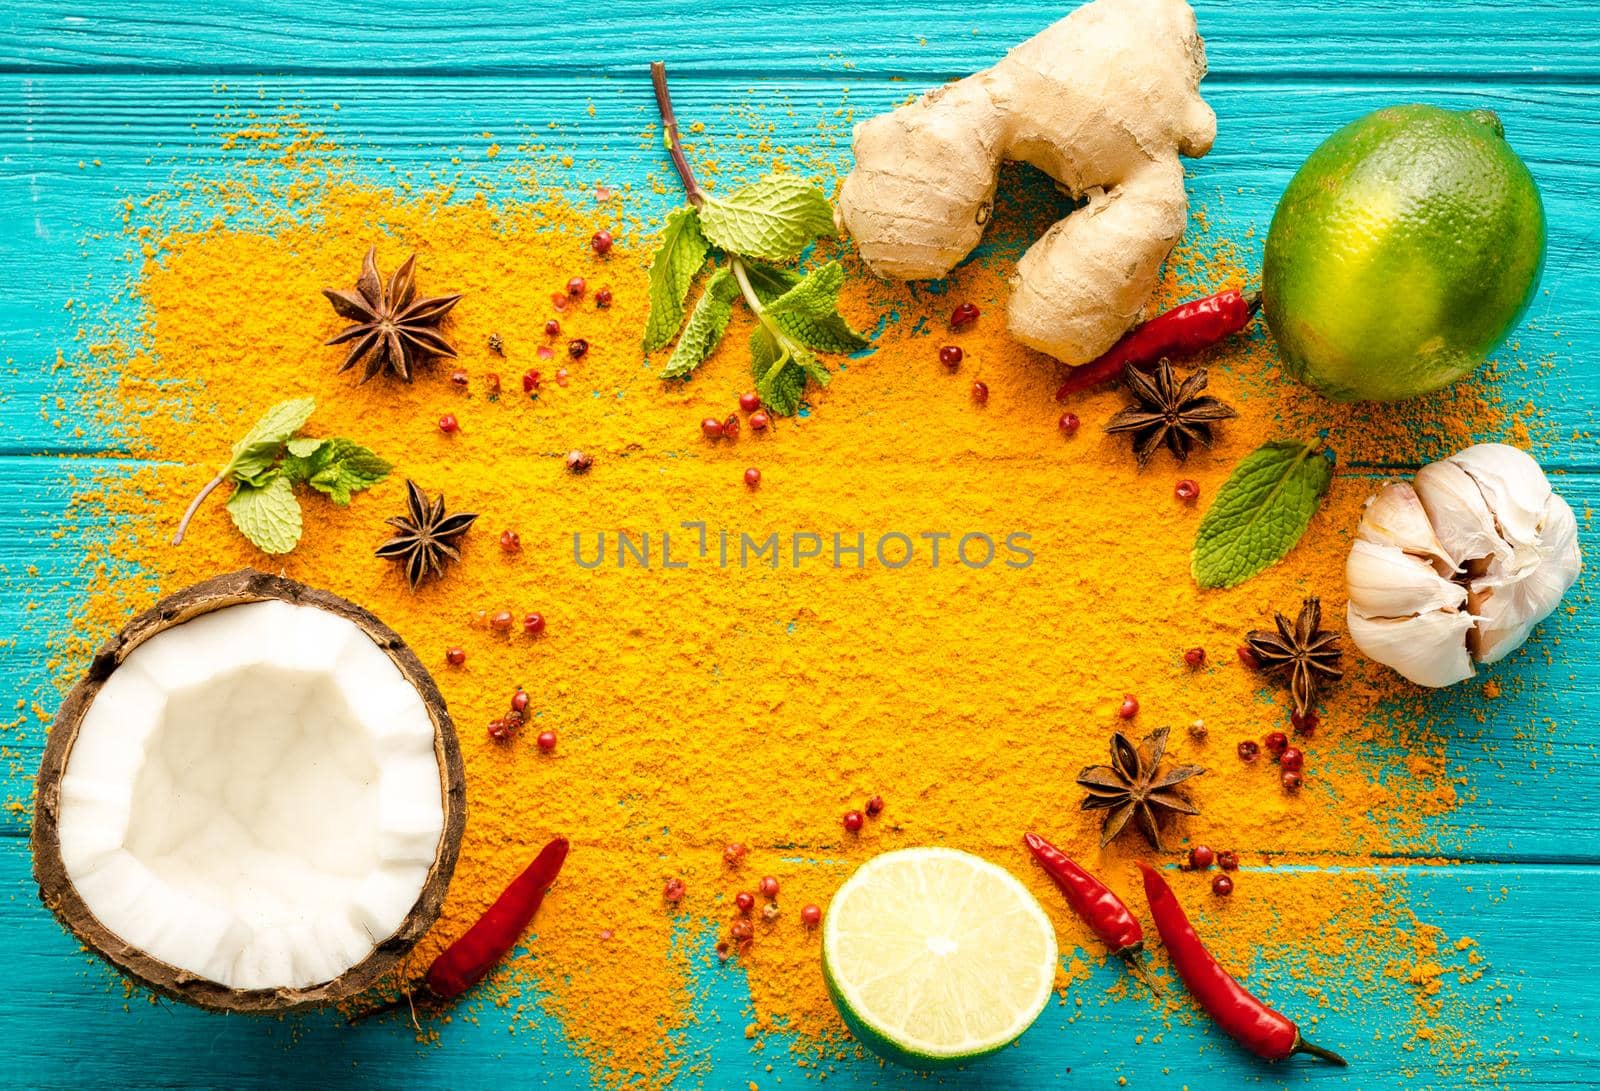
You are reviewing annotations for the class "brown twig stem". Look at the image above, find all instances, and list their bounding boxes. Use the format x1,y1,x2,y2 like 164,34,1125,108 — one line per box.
649,62,705,207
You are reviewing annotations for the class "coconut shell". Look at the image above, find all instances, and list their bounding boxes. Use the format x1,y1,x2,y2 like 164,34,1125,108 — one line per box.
32,569,467,1013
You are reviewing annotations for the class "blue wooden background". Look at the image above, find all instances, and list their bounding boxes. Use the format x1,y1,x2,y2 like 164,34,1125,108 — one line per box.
3,1,1599,1087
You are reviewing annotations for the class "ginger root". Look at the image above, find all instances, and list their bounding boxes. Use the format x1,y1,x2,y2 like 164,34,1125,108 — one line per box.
835,0,1216,366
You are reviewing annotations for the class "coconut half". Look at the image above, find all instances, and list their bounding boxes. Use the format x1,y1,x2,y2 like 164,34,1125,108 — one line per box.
33,569,466,1012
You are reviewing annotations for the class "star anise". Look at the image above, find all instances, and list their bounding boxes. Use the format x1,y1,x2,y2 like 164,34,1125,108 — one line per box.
1104,360,1236,467
375,480,478,589
323,247,461,384
1245,596,1344,718
1076,727,1205,852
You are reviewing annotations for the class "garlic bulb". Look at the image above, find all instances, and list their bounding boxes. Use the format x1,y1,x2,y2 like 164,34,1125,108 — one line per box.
1345,443,1581,687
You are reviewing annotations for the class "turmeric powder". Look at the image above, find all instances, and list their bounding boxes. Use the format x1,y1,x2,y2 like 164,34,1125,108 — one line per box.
32,108,1535,1086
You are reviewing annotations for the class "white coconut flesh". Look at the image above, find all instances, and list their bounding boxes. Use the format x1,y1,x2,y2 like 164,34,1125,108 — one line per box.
54,599,445,991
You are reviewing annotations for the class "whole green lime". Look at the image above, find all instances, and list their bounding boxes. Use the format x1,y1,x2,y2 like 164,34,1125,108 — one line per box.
1262,104,1545,401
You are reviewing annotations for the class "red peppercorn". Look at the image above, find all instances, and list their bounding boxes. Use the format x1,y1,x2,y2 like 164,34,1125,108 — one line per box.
500,529,522,552
1279,746,1305,772
729,919,754,944
1059,412,1081,436
1184,646,1206,668
701,417,724,440
1217,850,1239,871
595,287,613,308
951,301,980,329
484,372,501,394
743,467,761,488
723,843,747,866
511,689,530,714
438,413,459,434
450,368,469,387
1281,769,1303,792
971,381,989,404
1118,694,1139,719
524,612,546,636
759,875,779,898
801,903,822,927
663,878,686,904
567,276,586,298
842,810,865,833
487,718,512,741
565,450,593,474
939,345,963,368
1188,844,1215,871
568,338,589,359
1291,709,1320,735
1212,874,1234,896
591,229,613,256
445,646,466,667
1236,739,1260,762
739,391,761,413
544,318,560,337
864,795,884,817
1175,478,1200,503
536,730,558,751
523,369,542,393
748,411,769,432
723,413,740,439
490,610,514,632
1264,731,1289,756
735,891,755,914
1237,646,1262,670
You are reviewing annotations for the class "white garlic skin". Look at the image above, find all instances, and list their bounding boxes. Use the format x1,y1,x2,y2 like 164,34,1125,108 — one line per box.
1346,444,1582,688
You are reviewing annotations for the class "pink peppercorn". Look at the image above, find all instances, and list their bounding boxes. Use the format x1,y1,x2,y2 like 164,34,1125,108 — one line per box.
842,810,865,833
591,229,613,255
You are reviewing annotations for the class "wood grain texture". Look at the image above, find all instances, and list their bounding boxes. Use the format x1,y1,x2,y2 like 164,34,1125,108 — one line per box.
3,0,1599,1087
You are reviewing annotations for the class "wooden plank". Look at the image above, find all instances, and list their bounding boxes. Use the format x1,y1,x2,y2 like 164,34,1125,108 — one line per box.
2,76,1597,459
4,453,1597,861
1,841,1595,1087
3,0,1599,77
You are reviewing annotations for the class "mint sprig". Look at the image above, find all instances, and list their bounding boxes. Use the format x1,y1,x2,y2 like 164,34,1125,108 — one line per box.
1191,440,1335,589
644,62,870,414
171,397,391,554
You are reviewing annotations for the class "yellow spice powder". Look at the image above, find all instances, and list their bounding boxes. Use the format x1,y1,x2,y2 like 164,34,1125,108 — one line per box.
35,113,1532,1085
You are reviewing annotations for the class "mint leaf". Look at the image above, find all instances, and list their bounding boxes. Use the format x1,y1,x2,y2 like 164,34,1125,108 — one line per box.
751,325,805,416
699,176,835,262
226,473,303,555
285,436,326,459
223,397,316,481
643,207,710,352
662,267,741,379
1192,441,1335,589
762,261,869,353
304,439,391,505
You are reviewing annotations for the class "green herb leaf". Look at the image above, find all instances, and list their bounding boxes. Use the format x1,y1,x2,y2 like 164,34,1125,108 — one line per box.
226,473,303,555
751,325,805,417
1192,441,1335,589
643,207,710,352
285,436,326,459
762,261,869,353
304,439,392,505
699,176,835,262
661,267,741,379
223,397,316,481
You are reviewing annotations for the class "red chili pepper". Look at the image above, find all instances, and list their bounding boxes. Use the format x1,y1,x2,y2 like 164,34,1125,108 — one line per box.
352,836,569,1022
1055,288,1261,401
1138,862,1346,1065
1024,833,1155,994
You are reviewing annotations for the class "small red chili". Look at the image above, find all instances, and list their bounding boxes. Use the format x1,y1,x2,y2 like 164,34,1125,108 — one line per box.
1024,834,1155,992
1054,288,1261,401
1139,862,1345,1065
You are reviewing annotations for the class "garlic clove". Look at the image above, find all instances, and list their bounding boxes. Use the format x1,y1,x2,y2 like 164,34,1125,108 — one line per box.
1356,482,1457,576
1449,443,1552,553
1345,603,1477,688
1346,539,1467,618
1414,457,1511,576
1469,492,1582,664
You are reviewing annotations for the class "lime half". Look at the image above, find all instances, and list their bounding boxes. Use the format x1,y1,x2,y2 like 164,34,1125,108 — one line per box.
822,847,1058,1068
